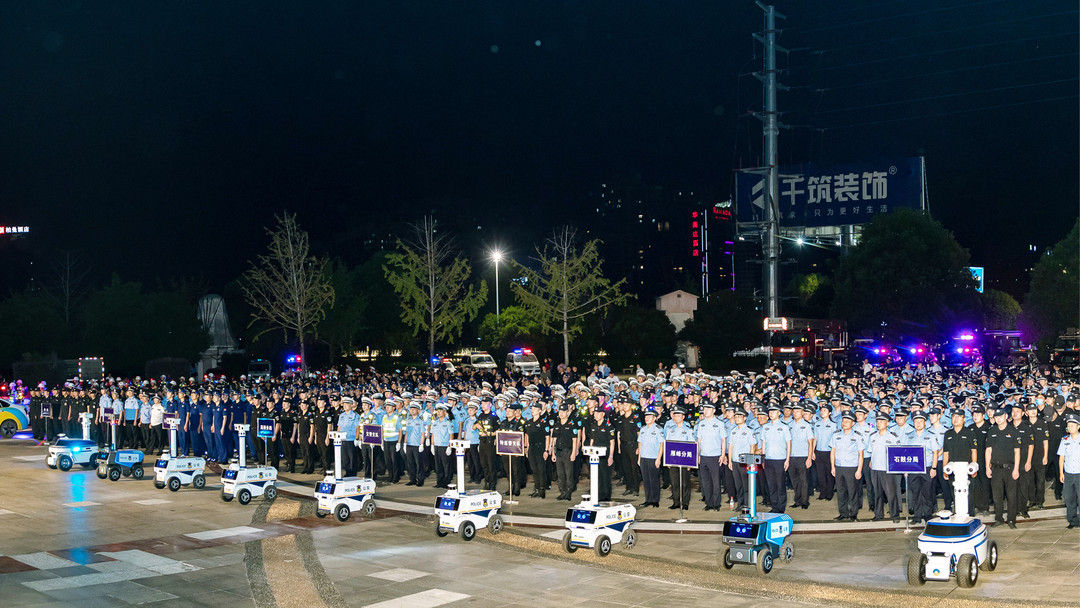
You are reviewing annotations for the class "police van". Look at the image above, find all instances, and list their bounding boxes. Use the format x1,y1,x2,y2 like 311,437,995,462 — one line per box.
505,349,541,375
460,352,498,373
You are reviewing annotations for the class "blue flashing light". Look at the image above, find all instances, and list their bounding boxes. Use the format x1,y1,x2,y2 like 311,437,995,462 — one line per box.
956,347,964,353
513,349,523,355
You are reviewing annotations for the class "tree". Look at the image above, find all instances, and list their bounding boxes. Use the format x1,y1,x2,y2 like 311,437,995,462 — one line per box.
678,291,762,369
241,213,335,372
1020,219,1079,351
980,289,1021,330
608,306,677,360
40,250,91,327
478,306,543,353
318,260,368,364
510,227,629,366
384,217,488,359
0,288,68,366
831,209,979,341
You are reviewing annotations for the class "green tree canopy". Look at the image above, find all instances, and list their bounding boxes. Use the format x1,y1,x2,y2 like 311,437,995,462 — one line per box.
478,306,544,354
318,260,368,364
0,288,67,365
677,291,762,369
980,289,1021,330
384,217,488,359
1019,218,1079,350
510,227,629,366
607,306,677,361
831,209,979,341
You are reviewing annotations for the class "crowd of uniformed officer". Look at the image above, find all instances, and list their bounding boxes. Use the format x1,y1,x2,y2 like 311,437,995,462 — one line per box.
19,360,1080,528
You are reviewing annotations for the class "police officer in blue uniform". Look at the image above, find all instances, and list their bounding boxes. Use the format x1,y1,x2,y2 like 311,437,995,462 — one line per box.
430,403,455,489
1057,412,1080,528
866,412,903,522
402,403,427,486
695,400,726,511
813,401,837,501
830,411,863,522
636,407,664,508
760,404,792,513
788,403,814,509
662,405,694,510
727,408,760,512
908,411,941,523
336,397,360,477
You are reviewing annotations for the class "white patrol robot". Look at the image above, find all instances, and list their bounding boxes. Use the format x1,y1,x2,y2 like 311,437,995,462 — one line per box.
562,446,637,557
314,431,377,521
906,461,998,588
153,417,207,491
434,439,503,541
47,412,104,471
96,416,148,482
220,424,278,505
718,454,794,575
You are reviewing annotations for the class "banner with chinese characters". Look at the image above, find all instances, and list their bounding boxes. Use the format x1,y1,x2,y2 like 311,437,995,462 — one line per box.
735,157,924,228
886,445,926,474
496,431,525,457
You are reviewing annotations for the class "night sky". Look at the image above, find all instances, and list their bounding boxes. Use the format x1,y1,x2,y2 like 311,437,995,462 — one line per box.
1,1,1076,298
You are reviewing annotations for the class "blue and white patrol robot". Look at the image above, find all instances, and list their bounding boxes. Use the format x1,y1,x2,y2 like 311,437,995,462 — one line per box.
153,417,207,491
220,424,278,505
47,412,104,471
719,454,794,574
95,415,148,482
906,461,998,588
314,431,377,521
562,446,637,557
433,439,503,541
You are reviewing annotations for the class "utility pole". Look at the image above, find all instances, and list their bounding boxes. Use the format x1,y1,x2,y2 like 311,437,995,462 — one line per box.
754,2,785,320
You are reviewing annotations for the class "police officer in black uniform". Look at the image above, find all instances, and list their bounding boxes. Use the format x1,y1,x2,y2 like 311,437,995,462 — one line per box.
296,398,315,474
616,394,641,496
549,404,580,501
584,405,616,502
942,409,978,515
985,407,1022,528
474,397,500,490
499,403,526,496
524,403,549,498
273,401,297,472
311,395,336,474
1024,402,1050,509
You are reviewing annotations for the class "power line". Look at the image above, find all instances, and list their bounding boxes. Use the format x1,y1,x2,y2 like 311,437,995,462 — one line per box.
819,52,1078,91
813,77,1078,114
818,93,1079,130
812,9,1078,54
809,31,1078,72
796,0,1006,34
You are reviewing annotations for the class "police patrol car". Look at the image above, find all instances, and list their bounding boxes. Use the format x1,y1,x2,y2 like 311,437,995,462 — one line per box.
153,418,207,491
46,413,105,471
434,439,503,541
906,461,998,588
220,424,278,505
562,446,637,557
718,454,794,575
314,431,377,521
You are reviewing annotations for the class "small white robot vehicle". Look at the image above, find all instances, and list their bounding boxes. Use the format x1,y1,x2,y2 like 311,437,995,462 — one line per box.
95,417,147,482
47,413,104,471
906,461,998,588
719,454,795,575
434,439,503,541
153,418,207,491
221,424,278,505
314,431,377,521
562,446,637,557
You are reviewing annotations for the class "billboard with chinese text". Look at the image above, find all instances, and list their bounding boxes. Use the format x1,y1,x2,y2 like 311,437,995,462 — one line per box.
735,157,924,229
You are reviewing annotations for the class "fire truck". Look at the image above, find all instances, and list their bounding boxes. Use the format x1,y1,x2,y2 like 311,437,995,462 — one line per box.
763,318,848,371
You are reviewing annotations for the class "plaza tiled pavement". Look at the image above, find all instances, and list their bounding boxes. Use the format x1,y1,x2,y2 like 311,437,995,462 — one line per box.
1,438,1077,607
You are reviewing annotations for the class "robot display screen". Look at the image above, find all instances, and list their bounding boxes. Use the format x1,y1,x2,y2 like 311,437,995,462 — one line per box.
316,482,335,494
155,459,168,468
568,509,597,524
724,521,756,539
222,469,238,480
435,497,459,511
924,522,978,538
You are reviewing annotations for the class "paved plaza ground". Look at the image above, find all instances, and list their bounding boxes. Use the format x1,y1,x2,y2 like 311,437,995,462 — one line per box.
0,439,1077,607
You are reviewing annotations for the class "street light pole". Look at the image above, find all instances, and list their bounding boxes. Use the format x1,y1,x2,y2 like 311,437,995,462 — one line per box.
491,250,503,323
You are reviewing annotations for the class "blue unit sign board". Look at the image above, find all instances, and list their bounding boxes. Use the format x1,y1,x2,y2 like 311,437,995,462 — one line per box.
887,445,926,474
256,418,275,439
736,156,925,228
361,424,383,446
663,440,698,468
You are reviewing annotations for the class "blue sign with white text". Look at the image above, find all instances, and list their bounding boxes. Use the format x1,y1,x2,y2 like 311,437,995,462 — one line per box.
256,418,275,439
736,157,924,228
663,440,698,468
887,445,926,474
362,424,383,446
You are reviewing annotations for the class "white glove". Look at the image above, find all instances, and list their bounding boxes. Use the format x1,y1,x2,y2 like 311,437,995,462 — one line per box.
354,440,361,448
430,445,435,455
446,447,452,456
396,442,402,452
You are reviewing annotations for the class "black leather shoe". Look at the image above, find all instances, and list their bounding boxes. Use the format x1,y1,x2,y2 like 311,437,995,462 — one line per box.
538,491,545,499
833,515,846,521
529,491,539,497
1007,521,1016,529
668,504,681,510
